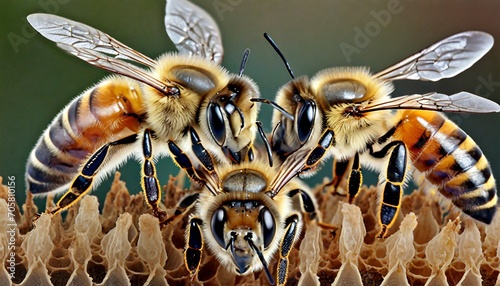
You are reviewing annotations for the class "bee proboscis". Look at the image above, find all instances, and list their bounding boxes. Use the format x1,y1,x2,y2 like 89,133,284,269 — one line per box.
167,126,330,285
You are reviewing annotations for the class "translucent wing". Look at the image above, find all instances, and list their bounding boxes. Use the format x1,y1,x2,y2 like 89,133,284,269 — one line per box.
27,13,156,68
373,31,494,81
269,130,335,197
58,43,178,94
27,13,179,96
269,147,310,196
360,92,500,113
165,0,223,64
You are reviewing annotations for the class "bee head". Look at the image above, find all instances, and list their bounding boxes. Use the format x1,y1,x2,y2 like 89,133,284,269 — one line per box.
208,197,277,284
205,74,259,163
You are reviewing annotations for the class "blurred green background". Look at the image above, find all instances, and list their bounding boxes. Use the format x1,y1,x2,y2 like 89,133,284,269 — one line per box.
1,0,499,210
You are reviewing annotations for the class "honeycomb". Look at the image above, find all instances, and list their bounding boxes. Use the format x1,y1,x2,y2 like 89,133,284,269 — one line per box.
2,172,500,285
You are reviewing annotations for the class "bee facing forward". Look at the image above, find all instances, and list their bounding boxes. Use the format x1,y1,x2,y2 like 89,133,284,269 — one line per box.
167,127,328,286
25,0,260,223
257,32,500,238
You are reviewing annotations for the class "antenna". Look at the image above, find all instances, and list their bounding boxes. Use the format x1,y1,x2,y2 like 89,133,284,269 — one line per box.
251,98,294,121
264,33,295,79
238,48,251,76
246,234,275,285
256,122,273,167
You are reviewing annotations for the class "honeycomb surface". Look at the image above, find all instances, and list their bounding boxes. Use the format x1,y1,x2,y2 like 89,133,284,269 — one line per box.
2,173,500,285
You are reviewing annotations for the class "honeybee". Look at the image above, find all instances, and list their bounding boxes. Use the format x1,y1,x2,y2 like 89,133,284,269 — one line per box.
256,32,500,238
25,0,260,223
167,127,326,286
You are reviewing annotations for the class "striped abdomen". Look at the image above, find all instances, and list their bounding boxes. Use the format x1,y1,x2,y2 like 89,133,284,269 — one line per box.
26,76,144,195
394,110,497,223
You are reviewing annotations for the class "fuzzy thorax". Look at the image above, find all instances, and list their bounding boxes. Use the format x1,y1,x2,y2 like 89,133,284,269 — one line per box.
311,67,395,157
142,53,230,141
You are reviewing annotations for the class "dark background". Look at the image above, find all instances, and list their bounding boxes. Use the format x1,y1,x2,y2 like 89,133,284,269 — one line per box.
1,0,499,208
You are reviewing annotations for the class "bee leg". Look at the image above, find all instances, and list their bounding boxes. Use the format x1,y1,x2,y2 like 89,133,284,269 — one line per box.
268,130,334,200
323,157,352,196
49,134,137,216
302,130,335,172
288,189,317,220
168,140,204,183
141,129,167,223
185,217,204,281
369,141,408,238
289,188,339,234
277,214,299,286
189,128,216,177
346,153,362,204
246,145,255,162
168,127,217,183
161,193,199,225
319,153,363,237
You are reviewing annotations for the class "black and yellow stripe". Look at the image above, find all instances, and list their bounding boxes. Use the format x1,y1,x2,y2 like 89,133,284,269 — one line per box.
49,133,137,215
396,110,497,224
26,95,93,195
26,78,143,195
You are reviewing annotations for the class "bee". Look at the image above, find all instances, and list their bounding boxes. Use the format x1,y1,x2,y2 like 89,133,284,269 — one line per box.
167,126,328,286
25,0,260,223
255,32,500,238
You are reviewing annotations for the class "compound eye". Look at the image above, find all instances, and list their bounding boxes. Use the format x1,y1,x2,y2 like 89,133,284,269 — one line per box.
296,100,316,145
211,208,227,248
259,208,275,249
207,102,226,146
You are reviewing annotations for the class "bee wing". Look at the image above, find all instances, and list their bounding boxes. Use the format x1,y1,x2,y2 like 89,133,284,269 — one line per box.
27,13,178,96
60,43,178,94
268,144,327,197
27,13,156,68
269,149,308,195
165,0,223,64
361,92,500,113
373,31,494,81
269,129,336,197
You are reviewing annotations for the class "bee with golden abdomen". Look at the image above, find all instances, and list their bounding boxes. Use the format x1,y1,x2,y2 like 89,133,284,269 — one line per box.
255,32,500,238
25,0,260,223
167,126,329,286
